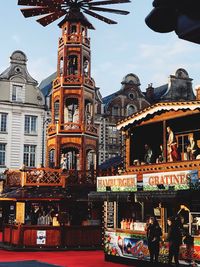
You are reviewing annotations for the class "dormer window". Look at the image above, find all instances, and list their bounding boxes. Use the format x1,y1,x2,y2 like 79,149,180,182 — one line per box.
12,84,23,102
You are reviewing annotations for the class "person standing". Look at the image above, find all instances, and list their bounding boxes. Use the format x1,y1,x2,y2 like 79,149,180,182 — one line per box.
146,217,162,263
144,144,153,164
167,126,181,162
167,217,182,267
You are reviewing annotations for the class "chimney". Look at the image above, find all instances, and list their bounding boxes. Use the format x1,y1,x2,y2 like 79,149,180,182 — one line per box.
195,85,200,100
146,83,154,101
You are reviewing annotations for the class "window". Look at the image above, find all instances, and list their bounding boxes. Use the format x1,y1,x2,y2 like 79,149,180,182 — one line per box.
108,126,118,136
12,84,23,102
109,137,118,144
0,113,7,132
112,106,120,116
128,93,135,100
0,144,6,166
23,145,36,167
127,105,136,116
49,149,55,168
109,153,117,159
54,101,60,122
68,55,78,75
176,134,190,161
24,115,37,134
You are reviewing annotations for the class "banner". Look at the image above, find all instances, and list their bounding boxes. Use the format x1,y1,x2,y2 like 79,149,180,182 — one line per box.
97,175,137,192
143,170,198,191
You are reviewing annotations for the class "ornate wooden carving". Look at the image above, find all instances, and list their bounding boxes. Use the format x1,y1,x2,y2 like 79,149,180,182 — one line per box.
6,171,21,187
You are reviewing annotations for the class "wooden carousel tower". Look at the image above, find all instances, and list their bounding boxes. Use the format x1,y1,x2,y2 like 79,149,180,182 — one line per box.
18,0,130,180
48,15,98,176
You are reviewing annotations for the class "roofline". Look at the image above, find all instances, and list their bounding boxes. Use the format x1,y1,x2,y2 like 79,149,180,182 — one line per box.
117,100,200,130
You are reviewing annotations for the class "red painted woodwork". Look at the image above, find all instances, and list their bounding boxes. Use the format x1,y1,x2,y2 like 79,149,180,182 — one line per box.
2,224,102,249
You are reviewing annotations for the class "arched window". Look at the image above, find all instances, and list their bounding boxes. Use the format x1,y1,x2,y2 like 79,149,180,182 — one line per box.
86,149,96,171
127,105,136,116
83,57,89,76
68,55,78,75
59,57,64,76
70,25,77,34
65,98,79,123
54,100,60,122
85,100,93,124
49,149,55,168
60,147,80,170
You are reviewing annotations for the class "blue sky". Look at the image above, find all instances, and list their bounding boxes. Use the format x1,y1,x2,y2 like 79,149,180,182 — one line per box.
1,1,200,97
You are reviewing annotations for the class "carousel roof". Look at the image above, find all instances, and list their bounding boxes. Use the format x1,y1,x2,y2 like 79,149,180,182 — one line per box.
117,100,200,130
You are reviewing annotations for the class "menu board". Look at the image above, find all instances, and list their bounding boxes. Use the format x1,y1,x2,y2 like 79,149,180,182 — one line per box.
104,201,116,229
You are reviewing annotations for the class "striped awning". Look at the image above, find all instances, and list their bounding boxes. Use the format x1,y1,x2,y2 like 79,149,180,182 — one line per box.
117,101,200,130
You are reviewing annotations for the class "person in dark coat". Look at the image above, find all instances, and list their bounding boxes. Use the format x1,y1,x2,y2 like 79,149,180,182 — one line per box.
167,217,182,266
146,217,162,262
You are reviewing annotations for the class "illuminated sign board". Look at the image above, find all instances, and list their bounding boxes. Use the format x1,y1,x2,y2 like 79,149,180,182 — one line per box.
97,175,137,192
143,170,198,191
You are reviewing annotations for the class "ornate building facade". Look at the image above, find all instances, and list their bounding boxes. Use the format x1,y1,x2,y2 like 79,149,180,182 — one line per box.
0,51,45,172
96,73,150,166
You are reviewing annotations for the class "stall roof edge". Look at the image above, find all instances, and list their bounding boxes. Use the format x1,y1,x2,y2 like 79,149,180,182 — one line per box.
117,100,200,130
88,191,135,202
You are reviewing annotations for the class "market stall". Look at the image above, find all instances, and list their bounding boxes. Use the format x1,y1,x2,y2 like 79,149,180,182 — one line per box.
1,186,102,250
100,179,200,266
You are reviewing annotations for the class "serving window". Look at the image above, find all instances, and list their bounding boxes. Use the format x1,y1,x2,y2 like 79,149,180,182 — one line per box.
129,113,200,167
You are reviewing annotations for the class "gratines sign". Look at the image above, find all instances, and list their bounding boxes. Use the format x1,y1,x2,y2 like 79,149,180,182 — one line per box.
143,170,198,191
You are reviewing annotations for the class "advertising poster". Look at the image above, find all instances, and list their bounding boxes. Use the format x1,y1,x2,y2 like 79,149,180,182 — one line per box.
104,230,150,260
97,174,137,192
104,230,200,264
36,230,46,245
143,170,198,191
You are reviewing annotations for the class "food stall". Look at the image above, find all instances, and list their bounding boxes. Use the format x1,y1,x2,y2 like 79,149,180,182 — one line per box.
1,172,102,250
91,101,200,266
97,171,200,266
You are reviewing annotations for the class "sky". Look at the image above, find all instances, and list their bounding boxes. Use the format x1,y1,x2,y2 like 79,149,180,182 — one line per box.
1,1,200,97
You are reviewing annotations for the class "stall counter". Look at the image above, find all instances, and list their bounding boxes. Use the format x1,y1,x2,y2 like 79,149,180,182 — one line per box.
104,229,200,265
2,224,102,250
